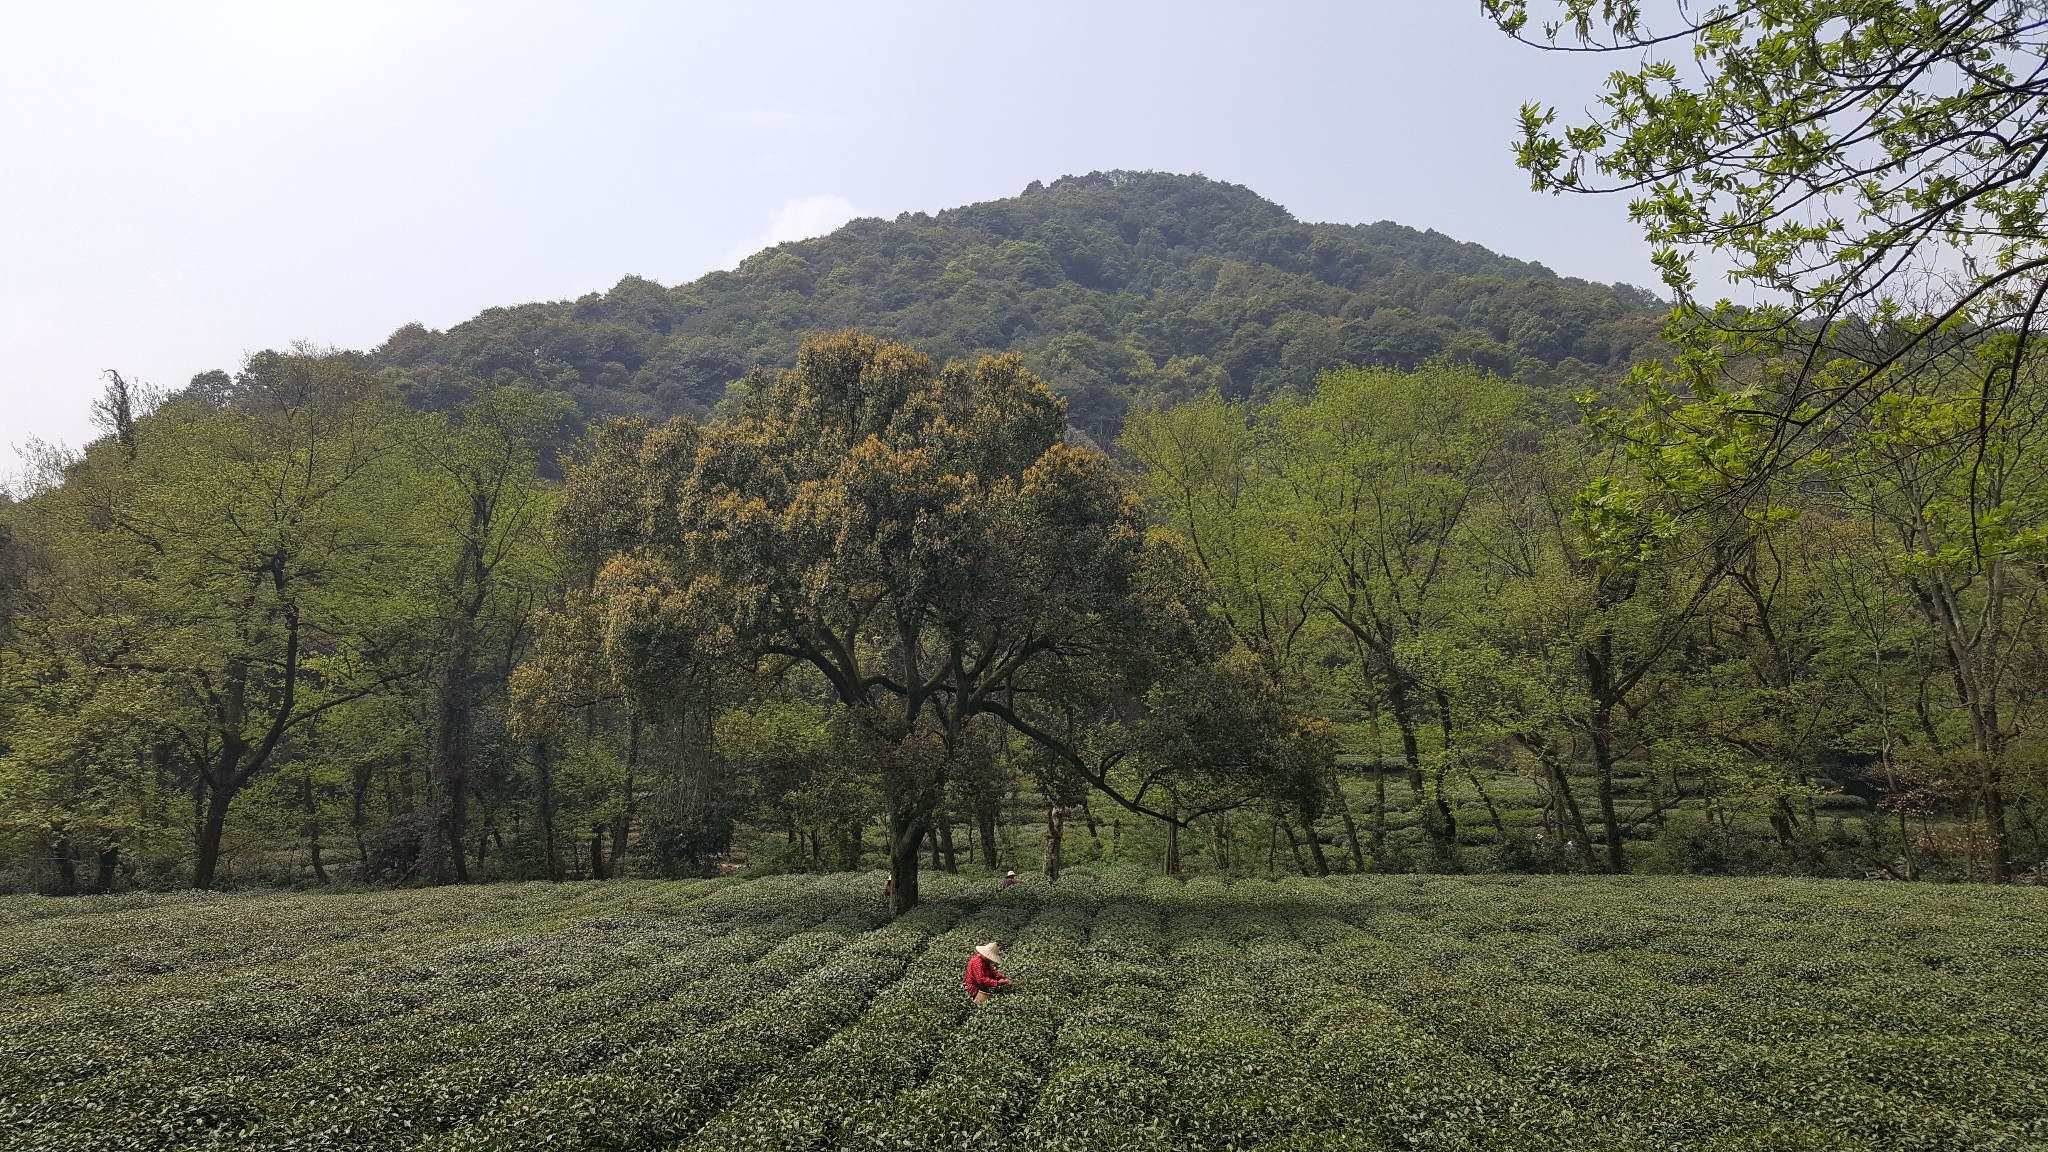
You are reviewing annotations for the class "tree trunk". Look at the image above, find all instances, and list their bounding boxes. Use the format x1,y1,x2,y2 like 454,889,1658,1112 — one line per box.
1302,813,1331,876
888,807,925,916
1590,719,1626,873
1909,549,2015,883
978,799,1000,869
606,808,629,875
351,761,372,868
51,839,76,895
1985,782,2012,883
1163,806,1179,875
194,778,235,890
1466,770,1506,840
91,845,120,894
432,467,509,884
610,715,639,878
192,638,296,891
1212,815,1229,873
308,824,329,885
1387,680,1452,854
1367,691,1388,859
297,768,329,885
590,828,607,879
1371,761,1386,858
1549,757,1597,871
1387,680,1427,795
430,638,476,884
1429,770,1459,851
1280,820,1310,874
1042,807,1064,881
1897,803,1917,881
1332,778,1366,872
534,739,562,882
1769,798,1797,845
938,817,958,873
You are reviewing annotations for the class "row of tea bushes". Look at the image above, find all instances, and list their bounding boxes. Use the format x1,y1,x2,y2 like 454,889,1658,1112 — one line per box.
1339,879,2048,1150
417,899,958,1151
3,892,722,1104
254,906,885,1151
1153,903,1344,1151
681,900,1044,1150
0,880,726,999
0,878,736,1071
0,877,850,1151
839,898,1093,1151
2,870,2044,1150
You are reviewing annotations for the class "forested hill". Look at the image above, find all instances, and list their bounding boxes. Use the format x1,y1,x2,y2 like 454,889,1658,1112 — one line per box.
365,171,1666,444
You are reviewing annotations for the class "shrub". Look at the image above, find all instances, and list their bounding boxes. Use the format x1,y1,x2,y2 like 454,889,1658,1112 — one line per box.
2,869,2044,1151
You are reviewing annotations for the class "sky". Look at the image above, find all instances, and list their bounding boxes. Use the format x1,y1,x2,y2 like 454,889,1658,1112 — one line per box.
0,1,1670,475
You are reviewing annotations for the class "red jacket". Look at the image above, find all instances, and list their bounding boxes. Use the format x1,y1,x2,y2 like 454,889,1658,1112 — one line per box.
964,953,1007,994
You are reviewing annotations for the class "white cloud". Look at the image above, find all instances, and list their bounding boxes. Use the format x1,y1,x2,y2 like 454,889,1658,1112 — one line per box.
722,194,858,268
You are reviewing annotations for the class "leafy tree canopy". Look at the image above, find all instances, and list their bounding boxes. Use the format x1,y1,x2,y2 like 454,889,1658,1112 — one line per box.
1488,0,2048,513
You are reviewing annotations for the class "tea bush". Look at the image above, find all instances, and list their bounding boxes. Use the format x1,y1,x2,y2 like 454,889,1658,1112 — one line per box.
2,871,2043,1150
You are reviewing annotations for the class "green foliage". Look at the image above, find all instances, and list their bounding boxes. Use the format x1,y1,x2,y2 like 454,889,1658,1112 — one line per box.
0,353,432,888
1490,1,2048,528
14,146,2048,892
1126,361,1526,857
1124,348,2048,881
1493,1,2048,302
559,330,1333,908
0,354,598,891
1,871,2043,1150
365,172,1664,445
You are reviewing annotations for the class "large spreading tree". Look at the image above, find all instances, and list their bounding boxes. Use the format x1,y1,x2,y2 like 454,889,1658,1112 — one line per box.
585,330,1177,912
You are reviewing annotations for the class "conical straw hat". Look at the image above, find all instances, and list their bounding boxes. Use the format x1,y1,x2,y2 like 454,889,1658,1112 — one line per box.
975,941,1000,962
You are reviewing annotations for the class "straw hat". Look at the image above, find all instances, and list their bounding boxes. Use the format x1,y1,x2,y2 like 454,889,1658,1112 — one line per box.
974,941,1001,962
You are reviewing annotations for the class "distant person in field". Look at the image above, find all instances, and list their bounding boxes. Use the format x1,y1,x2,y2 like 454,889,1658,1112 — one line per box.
1001,870,1019,888
964,941,1009,1005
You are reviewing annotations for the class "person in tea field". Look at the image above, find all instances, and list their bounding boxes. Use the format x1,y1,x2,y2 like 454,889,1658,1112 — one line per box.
1001,870,1019,888
964,941,1010,1005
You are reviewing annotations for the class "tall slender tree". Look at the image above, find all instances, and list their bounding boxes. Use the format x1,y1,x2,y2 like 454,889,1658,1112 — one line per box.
417,384,566,881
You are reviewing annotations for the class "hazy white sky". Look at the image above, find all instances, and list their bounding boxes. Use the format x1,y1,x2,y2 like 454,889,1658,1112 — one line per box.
1,1,1662,470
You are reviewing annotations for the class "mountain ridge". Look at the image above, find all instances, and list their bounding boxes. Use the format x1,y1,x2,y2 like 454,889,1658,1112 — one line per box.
361,171,1667,443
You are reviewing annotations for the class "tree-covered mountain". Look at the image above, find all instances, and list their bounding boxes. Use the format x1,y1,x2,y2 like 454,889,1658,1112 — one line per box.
365,171,1665,445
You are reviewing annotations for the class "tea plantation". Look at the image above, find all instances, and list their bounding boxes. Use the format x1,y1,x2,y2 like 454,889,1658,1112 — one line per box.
1,872,2042,1151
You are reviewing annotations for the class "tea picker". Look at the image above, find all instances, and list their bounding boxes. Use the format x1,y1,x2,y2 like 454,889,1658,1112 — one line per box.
963,940,1010,1005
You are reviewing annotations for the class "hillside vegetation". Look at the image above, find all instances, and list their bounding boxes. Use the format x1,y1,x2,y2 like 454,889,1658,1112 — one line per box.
365,171,1665,444
5,177,2040,898
2,871,2042,1151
